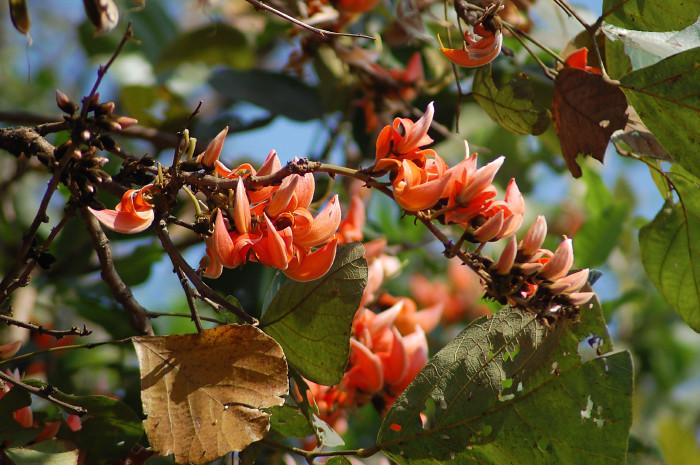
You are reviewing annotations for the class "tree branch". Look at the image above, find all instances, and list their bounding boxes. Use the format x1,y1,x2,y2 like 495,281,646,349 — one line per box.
0,370,87,416
80,208,154,335
0,313,91,339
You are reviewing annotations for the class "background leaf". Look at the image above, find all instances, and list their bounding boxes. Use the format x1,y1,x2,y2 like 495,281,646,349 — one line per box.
378,301,633,465
5,440,79,465
640,166,700,330
261,243,368,385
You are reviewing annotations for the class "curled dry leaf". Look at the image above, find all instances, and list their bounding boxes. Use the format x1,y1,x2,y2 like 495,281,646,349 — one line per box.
133,325,288,465
9,0,30,35
612,106,671,161
552,68,628,177
83,0,119,33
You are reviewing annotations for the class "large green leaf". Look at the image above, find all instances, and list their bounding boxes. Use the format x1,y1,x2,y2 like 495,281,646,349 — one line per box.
210,69,324,121
157,23,254,71
5,440,79,465
602,0,700,32
640,167,700,330
261,243,368,384
378,301,633,465
619,47,700,178
472,65,549,135
268,404,315,438
51,391,144,465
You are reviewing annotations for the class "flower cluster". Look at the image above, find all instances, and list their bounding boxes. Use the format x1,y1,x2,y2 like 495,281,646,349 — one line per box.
203,144,341,282
439,20,503,68
374,102,524,244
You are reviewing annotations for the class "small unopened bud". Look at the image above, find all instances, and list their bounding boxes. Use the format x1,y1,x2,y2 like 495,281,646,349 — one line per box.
108,121,123,132
115,116,138,129
539,237,574,280
548,268,590,294
473,210,504,243
197,126,229,168
567,292,595,306
494,235,517,275
457,156,504,204
55,89,77,114
96,101,116,115
520,215,547,257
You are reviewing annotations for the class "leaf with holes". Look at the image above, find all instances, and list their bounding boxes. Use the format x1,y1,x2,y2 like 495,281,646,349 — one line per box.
378,300,633,465
261,243,367,385
133,325,288,465
472,65,550,135
552,67,629,177
640,166,700,331
620,47,700,178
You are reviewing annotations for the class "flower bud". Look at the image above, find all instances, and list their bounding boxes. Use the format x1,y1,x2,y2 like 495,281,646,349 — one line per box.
115,116,138,129
519,215,547,257
473,210,504,243
548,268,589,294
457,156,504,205
494,235,517,275
539,237,574,280
55,89,77,114
567,292,594,306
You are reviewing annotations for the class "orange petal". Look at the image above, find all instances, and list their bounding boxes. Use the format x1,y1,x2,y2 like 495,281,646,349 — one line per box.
540,237,574,280
0,341,22,359
201,242,223,279
403,52,424,83
395,102,434,154
394,171,452,211
390,327,428,392
473,209,505,243
267,175,299,218
283,238,338,282
198,126,228,167
413,302,443,333
13,405,33,428
234,178,251,234
371,300,403,334
295,173,316,209
211,210,236,267
346,339,384,393
258,150,282,175
88,207,154,234
380,328,408,386
294,195,342,248
256,215,291,270
338,195,366,243
439,31,502,68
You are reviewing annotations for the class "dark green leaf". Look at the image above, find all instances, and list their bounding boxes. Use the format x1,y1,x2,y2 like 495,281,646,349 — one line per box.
327,457,352,465
620,47,700,178
5,440,79,465
602,0,700,32
261,243,368,384
378,301,633,465
210,69,324,121
640,166,700,330
269,405,315,438
52,391,144,465
0,387,39,444
472,65,550,135
157,24,254,71
114,242,164,287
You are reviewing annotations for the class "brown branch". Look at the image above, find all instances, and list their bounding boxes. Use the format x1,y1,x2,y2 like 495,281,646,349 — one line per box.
0,126,56,166
0,314,92,338
173,260,204,333
154,220,257,325
245,0,373,39
80,208,154,335
0,370,87,416
146,311,225,325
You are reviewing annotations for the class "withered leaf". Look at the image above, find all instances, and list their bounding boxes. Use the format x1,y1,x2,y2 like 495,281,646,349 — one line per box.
133,325,288,465
552,68,628,177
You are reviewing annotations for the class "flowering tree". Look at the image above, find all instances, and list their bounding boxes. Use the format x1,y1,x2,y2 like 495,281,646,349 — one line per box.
1,0,699,464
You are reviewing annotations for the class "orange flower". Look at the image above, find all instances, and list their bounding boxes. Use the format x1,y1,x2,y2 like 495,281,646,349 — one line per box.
564,47,602,75
439,22,503,68
204,168,341,282
375,102,435,166
89,184,154,234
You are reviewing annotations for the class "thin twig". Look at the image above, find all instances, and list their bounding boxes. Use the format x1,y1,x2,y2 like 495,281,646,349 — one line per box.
0,338,132,368
0,370,87,416
154,220,257,325
0,314,91,338
146,311,225,325
245,0,374,40
174,264,204,333
263,439,381,459
80,24,134,119
80,208,154,335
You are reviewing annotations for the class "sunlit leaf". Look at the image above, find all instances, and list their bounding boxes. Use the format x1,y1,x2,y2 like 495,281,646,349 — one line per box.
620,47,700,178
472,65,549,135
5,440,79,465
268,404,315,438
378,301,633,465
261,243,367,385
133,325,288,465
640,166,700,331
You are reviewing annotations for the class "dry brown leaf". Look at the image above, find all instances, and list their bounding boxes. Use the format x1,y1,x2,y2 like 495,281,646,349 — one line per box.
552,68,628,177
133,325,288,465
612,106,671,161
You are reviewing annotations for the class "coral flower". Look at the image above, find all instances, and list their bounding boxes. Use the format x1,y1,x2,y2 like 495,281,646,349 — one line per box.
375,102,435,166
564,47,602,75
89,184,154,234
439,23,503,68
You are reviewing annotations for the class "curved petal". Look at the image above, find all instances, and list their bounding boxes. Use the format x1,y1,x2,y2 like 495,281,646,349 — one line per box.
473,209,505,242
211,210,236,267
88,207,154,234
338,195,366,243
258,150,281,176
295,173,316,209
283,238,338,282
201,243,223,279
198,126,228,167
520,215,548,257
346,339,384,393
457,156,504,205
413,302,443,334
294,195,342,248
379,328,408,386
394,172,452,212
234,178,251,234
540,237,574,280
267,175,299,218
396,102,434,154
255,215,292,270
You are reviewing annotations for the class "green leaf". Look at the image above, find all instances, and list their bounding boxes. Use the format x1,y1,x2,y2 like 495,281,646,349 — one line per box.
269,405,315,438
157,24,254,71
113,242,164,287
657,416,700,465
573,167,630,267
326,458,352,465
378,302,633,465
261,243,368,385
0,387,39,444
210,69,324,121
602,0,700,32
640,167,700,330
619,47,700,178
51,391,144,465
5,441,79,465
472,65,550,136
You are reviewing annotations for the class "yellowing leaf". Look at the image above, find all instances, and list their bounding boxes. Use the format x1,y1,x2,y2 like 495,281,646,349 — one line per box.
133,325,288,465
